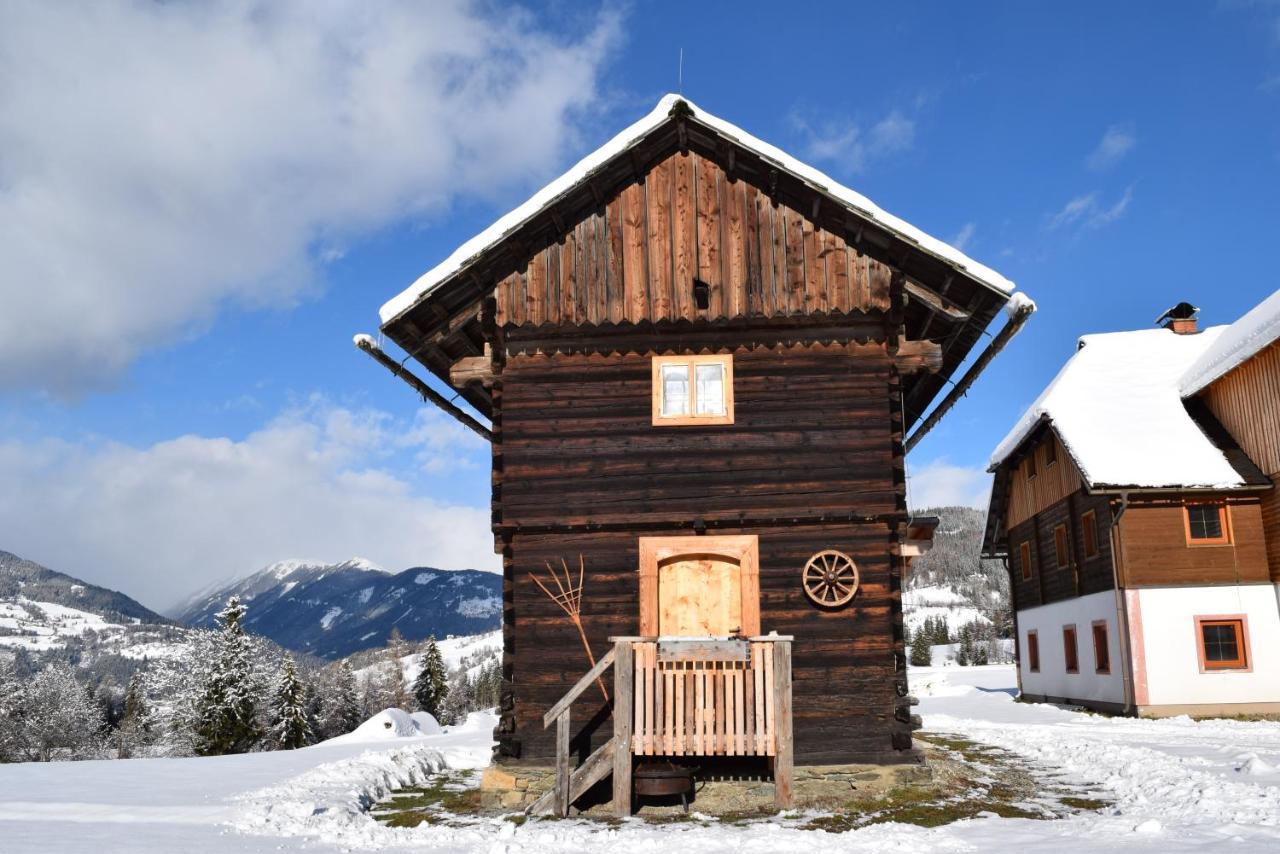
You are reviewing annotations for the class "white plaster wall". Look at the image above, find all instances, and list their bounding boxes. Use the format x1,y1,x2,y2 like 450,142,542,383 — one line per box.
1136,583,1280,707
1018,590,1126,704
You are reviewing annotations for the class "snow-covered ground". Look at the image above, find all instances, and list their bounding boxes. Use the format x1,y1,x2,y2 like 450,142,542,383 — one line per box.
2,664,1278,852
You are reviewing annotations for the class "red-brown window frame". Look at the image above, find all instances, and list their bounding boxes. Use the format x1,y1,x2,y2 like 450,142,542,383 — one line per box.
1183,502,1231,546
1081,509,1099,559
1026,630,1040,673
1026,449,1038,481
1063,624,1079,674
1194,615,1251,672
1019,541,1033,581
1053,524,1070,569
1045,439,1057,467
1092,620,1110,674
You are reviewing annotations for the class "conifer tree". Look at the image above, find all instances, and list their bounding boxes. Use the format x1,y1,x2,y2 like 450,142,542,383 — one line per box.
192,596,262,756
413,636,448,719
909,627,933,667
328,659,362,735
269,654,313,750
116,670,154,758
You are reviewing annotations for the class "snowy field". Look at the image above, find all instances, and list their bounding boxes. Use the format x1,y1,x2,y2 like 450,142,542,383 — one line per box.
2,664,1279,852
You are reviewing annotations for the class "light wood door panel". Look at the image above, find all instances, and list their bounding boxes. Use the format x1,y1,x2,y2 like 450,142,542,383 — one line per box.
657,554,742,636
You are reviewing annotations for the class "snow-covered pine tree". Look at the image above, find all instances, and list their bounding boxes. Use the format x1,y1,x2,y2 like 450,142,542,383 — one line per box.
192,596,262,756
116,670,155,758
318,659,362,738
0,657,23,762
15,661,104,761
268,654,313,750
412,636,448,718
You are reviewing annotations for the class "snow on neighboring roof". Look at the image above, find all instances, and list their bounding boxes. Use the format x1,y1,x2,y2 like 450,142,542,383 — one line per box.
1179,288,1280,397
989,325,1248,490
379,94,1017,325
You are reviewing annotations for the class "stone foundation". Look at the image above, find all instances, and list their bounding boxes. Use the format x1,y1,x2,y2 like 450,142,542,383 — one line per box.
479,755,931,814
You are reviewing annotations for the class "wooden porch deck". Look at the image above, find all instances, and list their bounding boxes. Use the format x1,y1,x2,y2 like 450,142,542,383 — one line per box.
532,635,793,817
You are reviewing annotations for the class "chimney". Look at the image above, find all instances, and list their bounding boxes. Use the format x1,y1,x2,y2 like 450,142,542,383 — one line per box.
1156,301,1199,335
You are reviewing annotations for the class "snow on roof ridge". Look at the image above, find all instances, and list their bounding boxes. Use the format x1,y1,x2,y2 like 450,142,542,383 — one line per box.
379,93,1017,325
988,324,1246,490
1179,288,1280,397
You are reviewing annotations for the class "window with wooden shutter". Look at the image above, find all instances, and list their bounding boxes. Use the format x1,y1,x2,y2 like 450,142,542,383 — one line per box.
651,354,734,426
1082,510,1099,558
1053,524,1069,569
1063,625,1079,674
1019,541,1033,581
1026,630,1040,672
1092,621,1110,674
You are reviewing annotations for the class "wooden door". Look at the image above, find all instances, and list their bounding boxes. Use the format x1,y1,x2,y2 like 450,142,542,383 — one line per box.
657,554,742,636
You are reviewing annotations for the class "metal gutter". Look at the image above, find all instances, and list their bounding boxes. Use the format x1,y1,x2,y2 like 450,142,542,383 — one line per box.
904,295,1036,454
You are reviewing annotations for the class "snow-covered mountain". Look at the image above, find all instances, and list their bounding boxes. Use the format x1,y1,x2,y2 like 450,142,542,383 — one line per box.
175,559,502,659
0,550,188,663
903,506,1009,636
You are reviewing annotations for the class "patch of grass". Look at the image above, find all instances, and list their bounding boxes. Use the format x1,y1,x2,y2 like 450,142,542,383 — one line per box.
373,771,486,829
1059,796,1109,812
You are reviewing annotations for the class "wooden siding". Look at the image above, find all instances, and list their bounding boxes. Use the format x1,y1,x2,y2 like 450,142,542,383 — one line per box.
505,523,911,765
1202,340,1280,477
494,151,894,329
1200,340,1280,581
497,342,898,530
1008,491,1115,611
1263,489,1280,583
1115,499,1271,587
1005,432,1084,531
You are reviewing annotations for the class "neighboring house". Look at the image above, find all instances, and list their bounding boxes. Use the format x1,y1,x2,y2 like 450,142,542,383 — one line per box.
360,95,1031,814
983,292,1280,717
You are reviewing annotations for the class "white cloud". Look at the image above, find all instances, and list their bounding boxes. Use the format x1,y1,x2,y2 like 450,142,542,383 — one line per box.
1086,124,1137,170
1047,185,1134,231
0,399,496,611
950,222,977,251
0,1,620,393
790,109,915,171
907,458,991,511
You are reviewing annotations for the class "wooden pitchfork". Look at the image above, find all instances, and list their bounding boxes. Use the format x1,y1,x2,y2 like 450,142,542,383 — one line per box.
530,556,609,704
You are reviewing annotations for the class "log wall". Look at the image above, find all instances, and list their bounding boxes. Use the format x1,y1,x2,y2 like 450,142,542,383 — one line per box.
493,152,895,328
494,341,913,765
1008,491,1116,610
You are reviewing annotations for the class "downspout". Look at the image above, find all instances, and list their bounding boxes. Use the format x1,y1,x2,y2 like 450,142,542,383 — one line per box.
905,293,1036,454
1108,491,1136,714
353,334,494,442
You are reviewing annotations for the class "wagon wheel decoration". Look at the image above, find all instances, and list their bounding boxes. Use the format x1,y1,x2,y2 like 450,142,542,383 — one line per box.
802,550,859,607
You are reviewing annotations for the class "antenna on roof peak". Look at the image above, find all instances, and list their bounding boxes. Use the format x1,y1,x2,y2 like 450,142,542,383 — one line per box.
678,47,683,95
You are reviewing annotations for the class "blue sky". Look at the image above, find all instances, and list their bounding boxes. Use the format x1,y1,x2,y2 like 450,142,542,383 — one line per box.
1,1,1278,609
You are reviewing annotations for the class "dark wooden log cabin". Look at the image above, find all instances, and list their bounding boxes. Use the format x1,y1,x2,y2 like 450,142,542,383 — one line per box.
361,95,1028,809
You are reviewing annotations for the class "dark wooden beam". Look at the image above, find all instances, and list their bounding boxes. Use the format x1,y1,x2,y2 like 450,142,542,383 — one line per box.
354,335,493,442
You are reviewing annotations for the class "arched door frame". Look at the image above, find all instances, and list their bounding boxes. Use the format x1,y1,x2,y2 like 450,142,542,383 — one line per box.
637,535,760,636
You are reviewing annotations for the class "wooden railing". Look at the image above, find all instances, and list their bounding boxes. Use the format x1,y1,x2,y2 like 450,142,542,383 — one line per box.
533,635,793,817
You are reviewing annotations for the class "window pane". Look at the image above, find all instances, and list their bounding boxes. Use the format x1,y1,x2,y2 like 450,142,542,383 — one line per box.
694,363,725,415
1187,505,1223,540
1202,623,1240,662
661,364,689,416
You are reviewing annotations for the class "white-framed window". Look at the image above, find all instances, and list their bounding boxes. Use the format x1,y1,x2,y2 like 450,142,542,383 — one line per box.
651,354,734,426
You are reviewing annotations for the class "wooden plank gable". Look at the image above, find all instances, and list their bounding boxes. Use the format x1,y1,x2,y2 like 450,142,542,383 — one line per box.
494,152,895,329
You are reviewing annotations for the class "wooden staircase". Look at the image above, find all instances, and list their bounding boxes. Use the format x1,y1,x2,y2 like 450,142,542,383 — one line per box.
528,636,793,817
